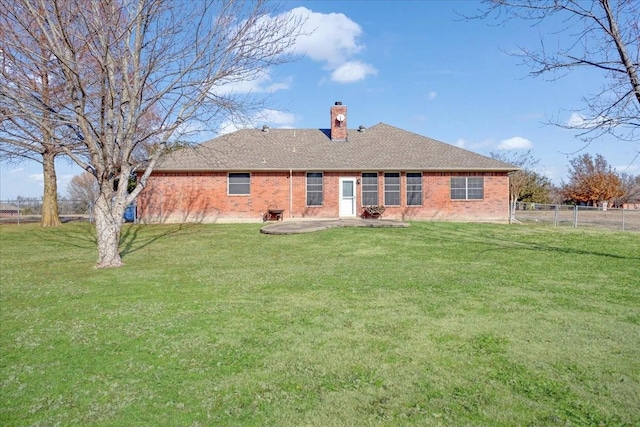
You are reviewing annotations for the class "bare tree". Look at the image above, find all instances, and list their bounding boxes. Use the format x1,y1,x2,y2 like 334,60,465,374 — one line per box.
67,171,100,213
0,2,79,227
615,172,640,207
490,150,552,222
1,0,303,267
473,0,640,143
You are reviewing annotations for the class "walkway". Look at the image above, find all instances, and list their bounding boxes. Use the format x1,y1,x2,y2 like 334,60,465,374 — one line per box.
260,218,409,235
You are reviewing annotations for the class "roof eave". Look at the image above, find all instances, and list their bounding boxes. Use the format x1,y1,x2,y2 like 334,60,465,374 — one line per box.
149,166,520,173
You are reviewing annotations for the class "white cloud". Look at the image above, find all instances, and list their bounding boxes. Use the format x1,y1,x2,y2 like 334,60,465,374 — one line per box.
539,166,559,184
567,113,586,128
213,7,376,90
289,7,363,66
566,112,607,129
28,173,44,183
256,109,296,126
287,7,376,84
330,61,377,83
455,139,467,148
217,120,247,136
428,91,437,100
58,174,75,193
498,136,533,150
9,167,24,174
212,70,291,96
217,109,296,136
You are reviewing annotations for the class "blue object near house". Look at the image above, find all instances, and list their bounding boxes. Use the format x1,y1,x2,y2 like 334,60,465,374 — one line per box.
123,203,136,222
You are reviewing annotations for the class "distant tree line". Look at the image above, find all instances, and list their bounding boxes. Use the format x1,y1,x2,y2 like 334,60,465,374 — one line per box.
491,151,640,211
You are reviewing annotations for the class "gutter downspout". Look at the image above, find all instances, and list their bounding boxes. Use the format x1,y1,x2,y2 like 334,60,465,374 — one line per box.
289,169,293,218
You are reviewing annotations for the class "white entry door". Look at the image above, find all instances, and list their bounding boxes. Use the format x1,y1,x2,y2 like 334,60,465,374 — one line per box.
339,177,357,217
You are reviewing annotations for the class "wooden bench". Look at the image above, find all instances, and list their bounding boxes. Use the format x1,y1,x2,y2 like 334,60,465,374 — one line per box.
263,208,284,222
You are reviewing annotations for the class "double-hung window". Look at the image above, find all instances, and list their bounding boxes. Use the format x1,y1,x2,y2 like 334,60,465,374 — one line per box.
406,172,423,206
306,172,323,206
450,177,484,200
384,172,401,206
361,172,378,205
228,172,250,195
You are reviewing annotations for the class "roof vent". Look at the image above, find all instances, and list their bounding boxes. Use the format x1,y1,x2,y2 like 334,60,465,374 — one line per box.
262,125,269,132
335,101,342,105
358,125,366,132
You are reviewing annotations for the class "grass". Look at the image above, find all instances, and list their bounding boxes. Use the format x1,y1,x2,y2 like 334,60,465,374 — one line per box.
1,221,639,426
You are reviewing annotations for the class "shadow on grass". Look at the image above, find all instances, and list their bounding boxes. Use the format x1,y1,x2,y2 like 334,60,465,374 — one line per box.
30,222,97,249
415,223,640,261
28,222,198,263
119,223,199,259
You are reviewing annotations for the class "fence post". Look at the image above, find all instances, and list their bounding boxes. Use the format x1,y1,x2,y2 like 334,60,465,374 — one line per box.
17,199,20,225
573,205,578,228
554,204,558,227
622,207,625,231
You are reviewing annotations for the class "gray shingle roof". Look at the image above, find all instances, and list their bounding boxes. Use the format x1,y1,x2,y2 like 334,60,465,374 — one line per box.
0,203,20,211
154,123,518,172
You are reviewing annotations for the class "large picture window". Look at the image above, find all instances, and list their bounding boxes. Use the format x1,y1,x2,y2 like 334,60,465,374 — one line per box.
406,172,423,206
361,172,378,205
384,172,401,206
451,177,484,200
228,172,250,195
306,172,323,206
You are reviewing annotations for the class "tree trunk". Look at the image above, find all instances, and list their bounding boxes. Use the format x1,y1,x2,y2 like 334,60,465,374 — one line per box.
93,193,125,268
41,151,61,227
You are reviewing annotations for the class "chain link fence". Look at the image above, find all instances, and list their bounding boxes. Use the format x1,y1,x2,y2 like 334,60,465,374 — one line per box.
3,198,638,231
513,202,640,232
0,199,138,224
0,199,95,224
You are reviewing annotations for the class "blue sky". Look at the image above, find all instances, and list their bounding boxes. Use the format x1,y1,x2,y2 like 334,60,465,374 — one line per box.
1,0,638,200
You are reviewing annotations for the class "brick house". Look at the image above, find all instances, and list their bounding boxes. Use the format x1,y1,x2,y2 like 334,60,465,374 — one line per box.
137,102,517,223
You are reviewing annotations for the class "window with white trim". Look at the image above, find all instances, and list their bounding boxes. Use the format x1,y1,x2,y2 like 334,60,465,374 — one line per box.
450,177,484,200
406,172,423,205
306,172,323,206
361,172,378,205
228,172,250,195
384,172,400,206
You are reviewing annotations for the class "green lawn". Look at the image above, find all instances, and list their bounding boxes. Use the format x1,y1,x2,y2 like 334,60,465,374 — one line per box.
1,222,638,426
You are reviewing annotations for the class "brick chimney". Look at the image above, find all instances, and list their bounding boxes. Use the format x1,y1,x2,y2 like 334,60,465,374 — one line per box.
330,101,347,141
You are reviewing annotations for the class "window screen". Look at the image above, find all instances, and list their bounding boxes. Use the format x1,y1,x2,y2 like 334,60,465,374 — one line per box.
361,172,378,205
228,173,250,195
384,173,400,206
306,172,323,206
407,173,422,205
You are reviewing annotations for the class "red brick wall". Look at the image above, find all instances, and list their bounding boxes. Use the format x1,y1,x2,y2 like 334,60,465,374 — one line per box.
330,104,348,141
137,170,510,223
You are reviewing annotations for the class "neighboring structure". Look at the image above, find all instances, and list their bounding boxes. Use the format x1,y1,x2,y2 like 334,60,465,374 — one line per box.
622,203,640,209
137,102,518,223
0,203,21,217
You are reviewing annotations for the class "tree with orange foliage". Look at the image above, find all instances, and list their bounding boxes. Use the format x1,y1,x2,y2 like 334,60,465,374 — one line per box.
561,154,624,207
